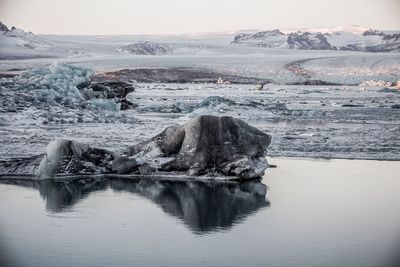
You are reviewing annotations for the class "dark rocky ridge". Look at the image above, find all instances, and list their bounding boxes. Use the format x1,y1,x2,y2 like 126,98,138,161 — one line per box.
287,32,333,50
232,29,285,43
362,29,385,36
0,21,9,32
93,68,272,84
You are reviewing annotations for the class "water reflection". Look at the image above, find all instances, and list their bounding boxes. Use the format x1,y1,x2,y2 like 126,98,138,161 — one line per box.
0,177,269,233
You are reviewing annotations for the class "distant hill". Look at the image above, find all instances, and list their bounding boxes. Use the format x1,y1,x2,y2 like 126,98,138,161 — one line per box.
0,21,55,50
116,41,172,55
231,26,400,52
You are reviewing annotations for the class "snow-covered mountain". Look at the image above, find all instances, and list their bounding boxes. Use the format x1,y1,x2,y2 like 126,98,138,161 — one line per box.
232,29,288,48
287,32,333,50
231,26,400,52
365,33,400,52
0,21,55,50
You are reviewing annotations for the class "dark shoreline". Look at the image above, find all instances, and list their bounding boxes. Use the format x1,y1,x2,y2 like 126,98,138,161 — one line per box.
1,66,348,86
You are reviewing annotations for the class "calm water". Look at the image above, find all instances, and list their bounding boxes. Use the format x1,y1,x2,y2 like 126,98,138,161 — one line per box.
0,158,400,267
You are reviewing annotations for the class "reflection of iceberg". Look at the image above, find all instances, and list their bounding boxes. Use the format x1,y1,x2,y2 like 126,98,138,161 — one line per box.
38,179,108,212
0,177,269,233
111,179,269,233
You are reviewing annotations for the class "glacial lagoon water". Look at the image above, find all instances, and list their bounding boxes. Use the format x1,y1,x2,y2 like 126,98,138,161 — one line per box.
0,158,400,267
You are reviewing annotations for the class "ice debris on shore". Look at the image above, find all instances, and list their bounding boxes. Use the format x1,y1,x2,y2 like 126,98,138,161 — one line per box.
0,63,135,123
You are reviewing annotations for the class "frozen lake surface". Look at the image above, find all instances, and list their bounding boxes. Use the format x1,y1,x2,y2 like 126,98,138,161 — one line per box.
1,158,399,267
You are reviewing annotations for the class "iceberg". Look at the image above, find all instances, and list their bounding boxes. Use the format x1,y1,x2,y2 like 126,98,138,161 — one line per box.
0,116,272,180
0,63,134,123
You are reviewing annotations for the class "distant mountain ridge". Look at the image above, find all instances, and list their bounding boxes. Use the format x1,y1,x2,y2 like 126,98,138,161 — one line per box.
0,21,55,49
231,26,400,52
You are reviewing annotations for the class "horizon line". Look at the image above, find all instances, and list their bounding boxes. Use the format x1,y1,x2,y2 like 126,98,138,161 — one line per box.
2,21,400,36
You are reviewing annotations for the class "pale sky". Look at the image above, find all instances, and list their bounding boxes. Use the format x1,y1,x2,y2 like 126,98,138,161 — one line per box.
0,0,399,35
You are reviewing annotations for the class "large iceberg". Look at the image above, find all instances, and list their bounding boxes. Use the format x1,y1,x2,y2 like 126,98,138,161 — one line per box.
0,115,272,180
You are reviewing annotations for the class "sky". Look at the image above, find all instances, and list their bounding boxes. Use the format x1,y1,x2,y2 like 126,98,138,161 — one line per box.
0,0,399,35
